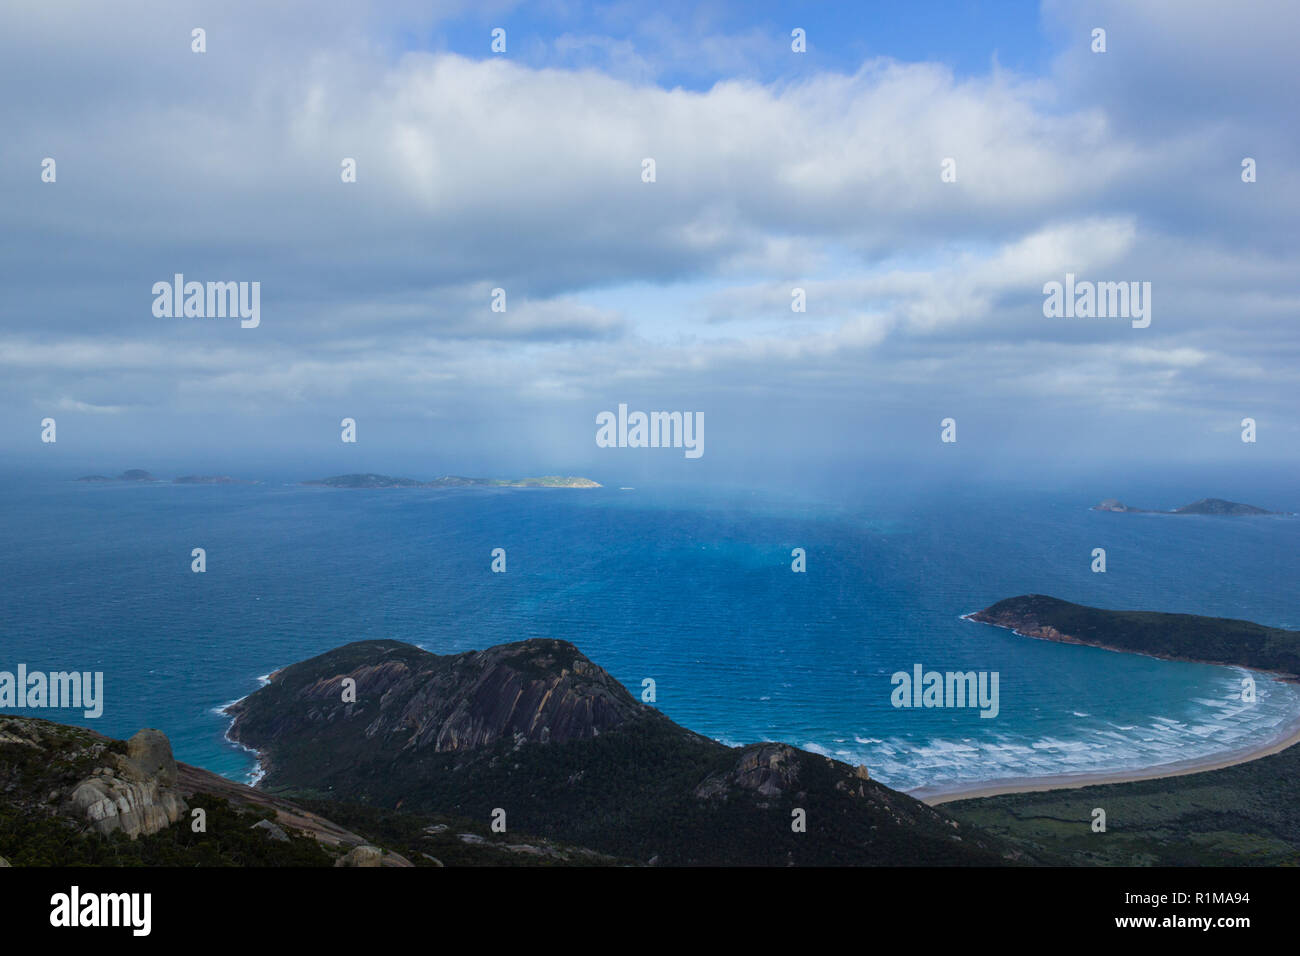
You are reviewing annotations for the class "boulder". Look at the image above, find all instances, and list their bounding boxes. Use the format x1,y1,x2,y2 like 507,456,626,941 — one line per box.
695,742,802,799
335,845,384,867
123,729,179,787
250,819,290,842
66,728,187,839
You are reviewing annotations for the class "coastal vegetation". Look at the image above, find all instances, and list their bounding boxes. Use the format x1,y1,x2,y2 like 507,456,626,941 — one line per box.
228,638,1011,866
946,741,1300,866
0,793,335,867
970,594,1300,677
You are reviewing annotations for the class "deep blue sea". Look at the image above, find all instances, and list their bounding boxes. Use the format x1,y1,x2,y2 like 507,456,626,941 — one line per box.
2,469,1298,793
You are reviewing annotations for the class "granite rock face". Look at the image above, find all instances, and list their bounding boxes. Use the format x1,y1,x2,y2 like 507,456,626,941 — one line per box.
335,845,384,867
695,743,803,800
228,638,649,764
125,729,179,786
223,638,1012,865
0,715,428,865
250,819,290,842
693,743,874,804
66,729,187,839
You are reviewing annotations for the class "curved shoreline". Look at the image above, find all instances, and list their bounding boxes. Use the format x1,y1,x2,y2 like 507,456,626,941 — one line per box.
912,612,1300,805
913,712,1300,805
216,671,275,785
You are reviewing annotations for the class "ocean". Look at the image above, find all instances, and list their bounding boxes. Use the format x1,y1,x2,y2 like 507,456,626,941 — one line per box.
2,468,1297,793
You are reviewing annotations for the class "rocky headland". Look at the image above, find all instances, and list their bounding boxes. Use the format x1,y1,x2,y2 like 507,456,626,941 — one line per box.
967,594,1300,678
224,637,1009,865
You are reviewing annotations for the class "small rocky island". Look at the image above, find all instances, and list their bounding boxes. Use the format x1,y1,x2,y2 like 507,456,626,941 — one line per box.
303,473,601,489
76,469,157,482
1093,497,1287,515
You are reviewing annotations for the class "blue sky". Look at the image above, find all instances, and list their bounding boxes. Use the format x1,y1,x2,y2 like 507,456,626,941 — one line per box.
398,0,1052,87
1,0,1296,482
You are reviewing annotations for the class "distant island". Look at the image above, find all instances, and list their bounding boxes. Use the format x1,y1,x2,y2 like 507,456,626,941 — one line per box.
302,473,601,489
76,469,157,482
967,594,1300,679
75,470,255,485
1093,497,1287,515
72,469,594,488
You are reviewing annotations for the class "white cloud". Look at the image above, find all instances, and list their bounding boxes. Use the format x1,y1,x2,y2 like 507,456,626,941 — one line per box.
0,0,1295,465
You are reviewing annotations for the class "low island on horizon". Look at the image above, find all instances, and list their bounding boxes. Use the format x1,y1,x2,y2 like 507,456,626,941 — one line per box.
302,473,602,489
72,469,601,489
75,470,256,485
1093,496,1289,515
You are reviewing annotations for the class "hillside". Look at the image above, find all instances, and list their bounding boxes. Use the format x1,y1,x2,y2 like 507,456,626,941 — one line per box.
0,715,608,867
226,638,1015,865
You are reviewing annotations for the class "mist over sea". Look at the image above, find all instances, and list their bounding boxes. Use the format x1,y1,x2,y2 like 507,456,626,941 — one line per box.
2,465,1297,792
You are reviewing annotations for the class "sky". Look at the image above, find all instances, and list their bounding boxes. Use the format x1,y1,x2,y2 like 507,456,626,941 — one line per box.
0,0,1296,484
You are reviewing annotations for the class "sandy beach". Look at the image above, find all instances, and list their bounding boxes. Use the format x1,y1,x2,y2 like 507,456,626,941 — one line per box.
912,713,1300,806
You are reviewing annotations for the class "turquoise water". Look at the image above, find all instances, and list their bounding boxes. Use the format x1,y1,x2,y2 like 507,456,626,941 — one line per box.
1,472,1297,793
